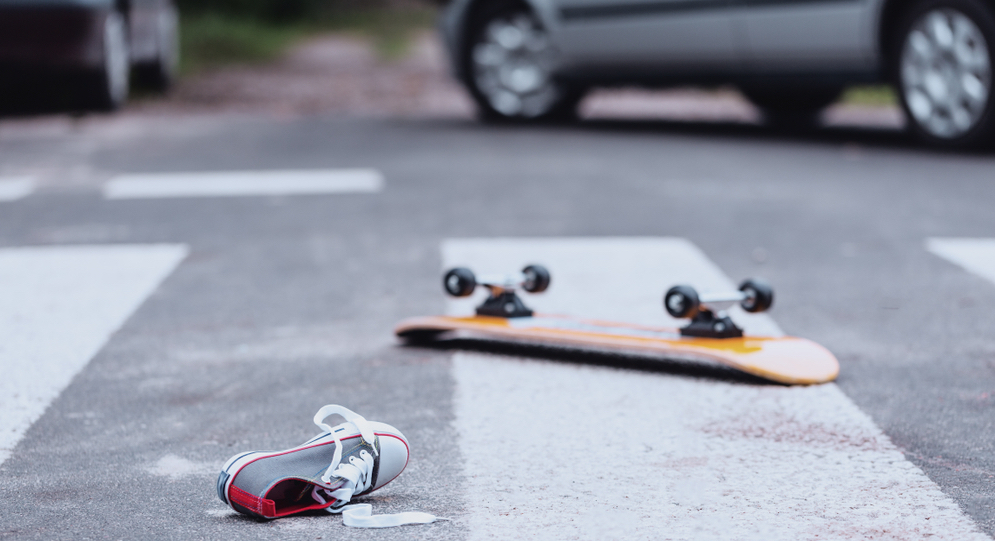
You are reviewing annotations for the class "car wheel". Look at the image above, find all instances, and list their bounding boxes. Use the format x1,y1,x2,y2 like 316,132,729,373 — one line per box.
895,0,995,147
82,10,130,111
463,1,584,121
134,4,179,92
740,86,843,129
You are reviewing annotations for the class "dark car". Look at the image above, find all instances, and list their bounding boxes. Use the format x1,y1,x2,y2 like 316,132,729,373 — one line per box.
0,0,178,111
440,0,995,148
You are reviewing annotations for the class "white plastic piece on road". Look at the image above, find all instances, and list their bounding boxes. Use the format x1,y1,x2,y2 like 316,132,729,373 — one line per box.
0,244,188,466
339,504,447,528
103,169,383,199
0,176,35,202
446,237,987,541
926,237,995,286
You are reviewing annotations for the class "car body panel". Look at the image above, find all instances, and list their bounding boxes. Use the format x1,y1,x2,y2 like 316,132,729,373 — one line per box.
552,0,741,69
0,5,106,69
0,0,112,6
735,0,878,70
0,0,173,71
439,0,895,85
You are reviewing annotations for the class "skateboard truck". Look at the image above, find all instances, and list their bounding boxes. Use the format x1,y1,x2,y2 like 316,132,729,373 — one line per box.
664,279,774,339
443,265,550,318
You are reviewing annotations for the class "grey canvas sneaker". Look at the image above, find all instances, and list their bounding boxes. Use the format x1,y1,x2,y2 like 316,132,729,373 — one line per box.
217,405,410,520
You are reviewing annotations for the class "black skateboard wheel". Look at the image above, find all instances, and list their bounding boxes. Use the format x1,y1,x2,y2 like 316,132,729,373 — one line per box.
739,278,773,313
665,285,700,319
521,265,550,293
444,267,476,297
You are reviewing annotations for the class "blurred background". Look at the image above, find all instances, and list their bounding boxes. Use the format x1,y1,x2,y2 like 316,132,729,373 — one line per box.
0,0,910,135
3,1,995,538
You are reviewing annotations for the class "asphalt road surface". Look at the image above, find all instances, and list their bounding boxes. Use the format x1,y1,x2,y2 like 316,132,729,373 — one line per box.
1,113,994,540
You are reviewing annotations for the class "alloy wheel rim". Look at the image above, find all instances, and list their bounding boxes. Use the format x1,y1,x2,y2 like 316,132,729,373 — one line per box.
472,13,560,117
901,8,992,139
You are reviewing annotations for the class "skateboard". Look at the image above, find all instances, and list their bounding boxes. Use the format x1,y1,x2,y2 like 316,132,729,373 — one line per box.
395,265,839,385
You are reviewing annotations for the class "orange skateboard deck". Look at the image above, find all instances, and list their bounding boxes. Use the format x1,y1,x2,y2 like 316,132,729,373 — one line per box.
395,314,839,385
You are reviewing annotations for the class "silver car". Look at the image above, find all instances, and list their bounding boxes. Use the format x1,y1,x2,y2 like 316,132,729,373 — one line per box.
439,0,995,147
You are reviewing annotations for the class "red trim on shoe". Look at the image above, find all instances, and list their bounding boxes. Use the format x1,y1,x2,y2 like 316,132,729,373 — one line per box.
229,485,277,517
229,434,365,483
263,481,340,517
228,433,408,484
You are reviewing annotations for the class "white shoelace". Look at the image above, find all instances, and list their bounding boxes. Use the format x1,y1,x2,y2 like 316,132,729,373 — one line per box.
310,405,447,528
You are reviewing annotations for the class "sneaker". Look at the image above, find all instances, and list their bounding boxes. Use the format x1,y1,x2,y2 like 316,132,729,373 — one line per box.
216,405,410,520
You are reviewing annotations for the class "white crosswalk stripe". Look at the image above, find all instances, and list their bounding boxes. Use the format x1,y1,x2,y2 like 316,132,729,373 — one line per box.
0,176,35,202
0,245,188,466
927,237,995,287
446,237,986,540
103,169,383,199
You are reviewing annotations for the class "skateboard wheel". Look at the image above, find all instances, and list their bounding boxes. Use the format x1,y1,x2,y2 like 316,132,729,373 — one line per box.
521,265,550,293
739,278,773,313
664,285,700,319
443,267,476,297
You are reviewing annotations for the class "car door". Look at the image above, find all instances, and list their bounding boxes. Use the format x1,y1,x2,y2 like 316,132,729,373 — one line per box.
735,0,880,71
546,0,743,72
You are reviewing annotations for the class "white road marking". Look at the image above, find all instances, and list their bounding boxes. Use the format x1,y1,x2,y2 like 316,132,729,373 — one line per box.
103,169,383,199
0,244,188,466
927,237,995,286
0,176,35,202
446,237,986,540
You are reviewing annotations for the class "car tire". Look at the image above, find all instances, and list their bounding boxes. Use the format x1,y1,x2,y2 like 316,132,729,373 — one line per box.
893,0,995,147
81,9,130,111
134,4,179,92
461,0,585,122
741,86,843,129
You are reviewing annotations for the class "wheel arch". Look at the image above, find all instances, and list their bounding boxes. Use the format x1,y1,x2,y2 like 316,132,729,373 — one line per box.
449,0,559,82
877,0,995,74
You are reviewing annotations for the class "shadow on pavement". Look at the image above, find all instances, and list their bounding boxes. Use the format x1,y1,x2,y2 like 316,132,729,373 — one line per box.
0,75,94,118
579,118,995,157
421,115,995,157
400,337,780,386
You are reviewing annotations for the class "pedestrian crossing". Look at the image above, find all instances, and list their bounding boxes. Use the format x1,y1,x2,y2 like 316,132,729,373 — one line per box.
0,245,187,466
927,238,995,287
0,176,35,202
445,237,988,540
0,235,993,537
0,169,384,201
103,169,383,199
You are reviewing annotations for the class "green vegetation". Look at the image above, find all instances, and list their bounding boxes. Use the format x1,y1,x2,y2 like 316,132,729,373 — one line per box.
178,6,437,75
179,14,307,74
840,85,898,107
319,7,437,60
